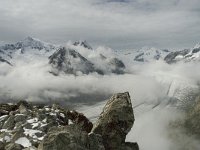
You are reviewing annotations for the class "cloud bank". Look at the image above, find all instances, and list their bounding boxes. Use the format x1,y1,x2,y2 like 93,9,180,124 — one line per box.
0,0,200,49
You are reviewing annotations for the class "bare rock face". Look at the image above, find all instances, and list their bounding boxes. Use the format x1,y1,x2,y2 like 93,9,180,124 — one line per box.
49,47,96,75
66,110,93,133
0,92,138,150
4,143,24,150
92,92,139,150
38,125,105,150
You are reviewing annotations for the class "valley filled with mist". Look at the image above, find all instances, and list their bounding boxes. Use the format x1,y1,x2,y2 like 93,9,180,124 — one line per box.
0,37,200,149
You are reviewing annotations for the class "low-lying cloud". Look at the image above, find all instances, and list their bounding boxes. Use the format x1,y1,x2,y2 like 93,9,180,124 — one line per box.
1,50,200,149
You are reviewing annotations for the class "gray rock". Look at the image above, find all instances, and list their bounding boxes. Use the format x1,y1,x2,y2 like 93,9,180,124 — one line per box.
164,49,190,64
73,40,93,50
0,115,9,128
4,143,24,150
88,133,105,150
92,92,138,150
0,141,5,150
38,125,104,150
66,110,93,133
18,104,28,114
120,142,139,150
108,57,125,74
22,146,37,150
2,115,15,130
12,127,25,142
14,114,27,123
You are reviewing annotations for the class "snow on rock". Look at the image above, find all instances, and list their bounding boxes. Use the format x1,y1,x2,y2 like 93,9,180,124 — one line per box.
116,47,170,65
164,43,200,63
15,137,32,147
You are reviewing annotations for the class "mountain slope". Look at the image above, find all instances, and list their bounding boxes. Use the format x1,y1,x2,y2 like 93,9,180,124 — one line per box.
49,47,97,75
133,47,170,62
164,44,200,64
0,37,57,65
68,41,126,74
117,47,170,65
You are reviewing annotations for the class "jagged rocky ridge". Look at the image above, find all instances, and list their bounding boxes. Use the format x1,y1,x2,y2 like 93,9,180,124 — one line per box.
133,48,170,62
48,47,126,75
164,44,200,64
49,47,98,75
0,37,57,65
0,92,138,150
73,40,93,50
0,37,126,75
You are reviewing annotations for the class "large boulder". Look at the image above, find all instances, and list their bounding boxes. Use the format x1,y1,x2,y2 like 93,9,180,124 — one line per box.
92,92,139,150
38,125,104,150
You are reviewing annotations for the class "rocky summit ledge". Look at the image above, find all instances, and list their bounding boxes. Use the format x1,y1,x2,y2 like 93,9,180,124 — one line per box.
0,92,139,150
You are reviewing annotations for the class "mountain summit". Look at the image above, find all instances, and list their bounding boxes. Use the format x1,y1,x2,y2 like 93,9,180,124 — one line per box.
73,40,93,50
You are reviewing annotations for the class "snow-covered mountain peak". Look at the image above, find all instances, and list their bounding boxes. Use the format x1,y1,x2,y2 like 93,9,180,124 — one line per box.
134,47,170,62
49,47,96,75
0,37,57,65
73,40,93,50
16,36,56,53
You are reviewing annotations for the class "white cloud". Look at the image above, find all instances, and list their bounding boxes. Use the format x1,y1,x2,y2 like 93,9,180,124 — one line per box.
0,0,200,49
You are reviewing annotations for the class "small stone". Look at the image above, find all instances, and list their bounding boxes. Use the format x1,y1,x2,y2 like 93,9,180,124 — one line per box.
14,114,27,123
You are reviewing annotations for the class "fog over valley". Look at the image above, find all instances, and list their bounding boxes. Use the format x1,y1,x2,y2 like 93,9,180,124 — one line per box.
0,1,200,149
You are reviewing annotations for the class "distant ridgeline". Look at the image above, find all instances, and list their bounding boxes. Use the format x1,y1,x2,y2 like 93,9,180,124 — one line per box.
0,37,126,75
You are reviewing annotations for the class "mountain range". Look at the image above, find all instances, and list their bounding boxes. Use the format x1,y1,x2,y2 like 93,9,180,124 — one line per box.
1,37,200,76
0,37,126,75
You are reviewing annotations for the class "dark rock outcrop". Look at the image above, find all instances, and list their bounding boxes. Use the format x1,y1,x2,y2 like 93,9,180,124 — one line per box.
98,54,126,74
108,57,126,74
4,143,24,150
73,40,93,50
0,92,138,150
38,125,104,150
0,56,12,66
66,110,93,133
164,49,190,64
164,46,200,64
92,92,138,150
0,102,69,149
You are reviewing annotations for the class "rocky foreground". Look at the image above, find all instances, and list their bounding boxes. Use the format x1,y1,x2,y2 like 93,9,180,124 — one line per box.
0,92,138,150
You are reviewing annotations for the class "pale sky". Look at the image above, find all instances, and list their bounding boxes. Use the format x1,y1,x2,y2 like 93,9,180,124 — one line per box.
0,0,200,50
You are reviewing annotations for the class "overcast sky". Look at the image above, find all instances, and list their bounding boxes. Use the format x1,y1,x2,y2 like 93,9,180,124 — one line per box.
0,0,200,50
